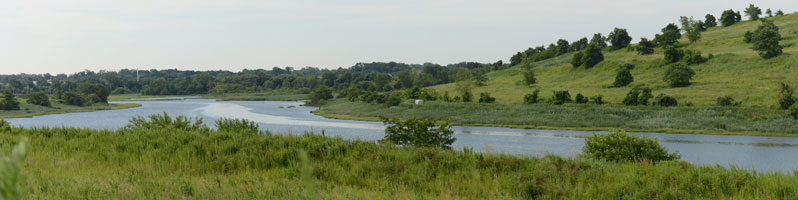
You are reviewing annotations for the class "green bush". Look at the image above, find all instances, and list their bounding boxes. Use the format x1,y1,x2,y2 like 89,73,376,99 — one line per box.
126,112,208,132
478,92,496,103
308,86,334,105
682,49,706,65
26,92,51,107
575,93,588,104
589,95,605,104
622,87,652,106
61,92,86,106
552,90,571,105
571,52,584,67
0,139,27,200
111,87,133,95
461,90,473,102
663,46,684,63
215,118,260,134
778,82,796,109
635,38,655,55
524,89,540,104
613,65,634,87
383,93,402,108
0,88,20,111
580,44,604,68
583,130,680,162
789,104,798,120
716,96,742,106
380,117,455,149
663,63,695,87
653,94,678,107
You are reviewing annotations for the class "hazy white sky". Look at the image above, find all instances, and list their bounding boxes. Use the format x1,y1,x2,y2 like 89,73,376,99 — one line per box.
0,0,795,75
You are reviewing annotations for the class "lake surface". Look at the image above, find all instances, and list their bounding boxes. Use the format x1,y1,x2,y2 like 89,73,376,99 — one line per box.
6,99,798,173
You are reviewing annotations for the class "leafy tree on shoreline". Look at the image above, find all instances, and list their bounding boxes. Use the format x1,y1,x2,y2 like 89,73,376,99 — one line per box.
26,92,50,107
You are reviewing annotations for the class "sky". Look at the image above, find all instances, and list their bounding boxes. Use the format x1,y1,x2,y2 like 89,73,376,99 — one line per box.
0,0,796,75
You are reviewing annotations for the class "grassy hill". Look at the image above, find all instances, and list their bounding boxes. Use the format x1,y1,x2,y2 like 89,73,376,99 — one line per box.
430,13,798,107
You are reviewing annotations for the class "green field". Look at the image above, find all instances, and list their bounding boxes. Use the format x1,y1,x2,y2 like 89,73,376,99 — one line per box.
430,14,798,107
0,98,140,119
1,119,798,199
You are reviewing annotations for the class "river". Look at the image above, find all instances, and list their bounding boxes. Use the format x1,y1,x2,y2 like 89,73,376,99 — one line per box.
6,99,798,173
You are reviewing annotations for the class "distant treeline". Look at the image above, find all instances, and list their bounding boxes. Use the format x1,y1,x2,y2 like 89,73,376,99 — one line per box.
0,61,507,96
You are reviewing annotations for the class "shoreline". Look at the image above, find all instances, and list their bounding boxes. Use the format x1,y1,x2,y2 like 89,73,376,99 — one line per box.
0,103,141,119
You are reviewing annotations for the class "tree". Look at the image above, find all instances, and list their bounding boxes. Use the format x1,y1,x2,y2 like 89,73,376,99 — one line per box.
0,88,20,111
778,82,796,110
776,10,785,16
622,86,652,106
26,92,50,107
789,104,798,120
383,93,402,107
61,92,86,106
78,83,109,103
663,46,684,63
679,16,702,43
575,93,588,104
704,14,717,28
473,68,488,86
635,38,655,55
524,89,540,104
766,8,773,17
510,52,524,66
570,37,589,51
720,9,741,26
654,24,681,46
750,19,783,59
380,117,456,149
653,94,678,107
613,65,634,87
556,39,570,55
744,4,762,20
478,92,495,103
607,28,632,50
571,52,584,67
455,68,473,98
664,63,695,87
581,43,604,68
522,66,536,85
682,49,706,65
461,89,473,102
589,33,607,49
308,86,334,105
552,90,571,105
583,130,680,162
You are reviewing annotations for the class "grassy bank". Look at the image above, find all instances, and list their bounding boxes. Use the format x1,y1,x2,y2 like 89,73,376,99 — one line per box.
109,92,308,102
0,101,140,119
1,121,797,199
316,100,798,137
429,13,798,107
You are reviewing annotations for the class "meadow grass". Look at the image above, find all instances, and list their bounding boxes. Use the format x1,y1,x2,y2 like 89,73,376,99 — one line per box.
0,98,140,119
1,118,798,199
429,13,798,107
317,100,798,136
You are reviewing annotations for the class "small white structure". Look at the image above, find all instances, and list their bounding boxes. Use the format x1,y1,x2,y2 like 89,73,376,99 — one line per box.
414,100,425,105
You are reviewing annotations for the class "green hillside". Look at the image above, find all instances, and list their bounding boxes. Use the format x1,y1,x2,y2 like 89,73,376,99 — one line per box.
430,13,798,107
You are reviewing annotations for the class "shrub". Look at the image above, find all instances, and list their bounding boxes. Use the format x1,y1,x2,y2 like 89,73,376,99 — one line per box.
552,90,571,105
308,86,334,105
635,38,655,55
383,93,402,108
682,49,706,65
663,46,684,63
613,65,634,87
778,82,796,109
522,68,536,85
621,87,651,106
26,92,51,107
638,88,653,106
126,112,208,132
589,95,605,104
663,63,695,88
789,104,798,120
575,93,588,104
461,90,473,102
750,19,783,59
0,88,20,110
380,117,455,149
653,94,678,107
716,96,741,106
583,130,680,163
0,139,27,200
571,52,584,67
215,118,260,134
111,87,133,95
580,44,604,68
524,89,540,104
478,92,496,103
61,92,86,106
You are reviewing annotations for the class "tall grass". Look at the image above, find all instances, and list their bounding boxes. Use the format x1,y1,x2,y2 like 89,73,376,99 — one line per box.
0,115,797,198
319,100,798,135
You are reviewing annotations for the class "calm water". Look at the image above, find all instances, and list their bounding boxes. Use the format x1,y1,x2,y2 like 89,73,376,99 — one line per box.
6,99,798,173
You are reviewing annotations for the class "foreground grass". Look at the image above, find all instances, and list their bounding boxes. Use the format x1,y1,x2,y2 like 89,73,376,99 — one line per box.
1,123,797,199
430,13,798,107
0,100,140,119
317,100,798,136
